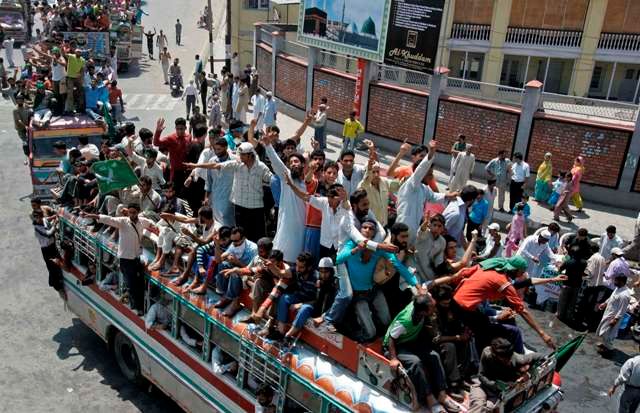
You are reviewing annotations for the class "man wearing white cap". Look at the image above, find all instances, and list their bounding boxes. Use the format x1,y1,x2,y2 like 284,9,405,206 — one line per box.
604,247,632,287
186,142,272,242
478,223,503,260
515,230,555,277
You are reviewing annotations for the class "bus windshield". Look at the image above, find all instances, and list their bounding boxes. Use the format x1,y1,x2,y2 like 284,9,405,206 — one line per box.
32,135,103,160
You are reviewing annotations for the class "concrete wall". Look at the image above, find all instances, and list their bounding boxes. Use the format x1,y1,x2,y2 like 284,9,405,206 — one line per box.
366,84,428,145
275,55,307,110
435,97,520,162
509,0,589,30
528,116,632,188
602,0,640,33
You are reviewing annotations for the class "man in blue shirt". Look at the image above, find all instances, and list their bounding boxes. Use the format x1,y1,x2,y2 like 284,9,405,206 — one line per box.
84,78,111,124
336,219,420,341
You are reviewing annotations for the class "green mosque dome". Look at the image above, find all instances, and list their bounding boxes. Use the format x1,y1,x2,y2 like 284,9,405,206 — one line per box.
361,16,376,37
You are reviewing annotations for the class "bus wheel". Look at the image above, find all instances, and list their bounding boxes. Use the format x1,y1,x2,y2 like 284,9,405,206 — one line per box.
113,331,142,384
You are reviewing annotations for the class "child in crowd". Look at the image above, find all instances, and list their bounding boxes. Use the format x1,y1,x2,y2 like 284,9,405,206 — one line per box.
504,203,527,257
467,189,488,241
548,171,568,208
512,192,531,221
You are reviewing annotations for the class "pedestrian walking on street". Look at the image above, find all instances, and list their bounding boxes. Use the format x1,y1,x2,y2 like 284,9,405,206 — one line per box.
182,79,198,119
534,152,553,202
198,71,208,109
144,28,156,59
3,37,14,68
159,47,171,84
175,19,182,45
485,150,511,212
156,30,168,55
609,353,640,413
570,156,585,212
509,152,530,211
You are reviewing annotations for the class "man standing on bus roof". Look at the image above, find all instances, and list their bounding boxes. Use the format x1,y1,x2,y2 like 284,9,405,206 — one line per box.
83,205,156,315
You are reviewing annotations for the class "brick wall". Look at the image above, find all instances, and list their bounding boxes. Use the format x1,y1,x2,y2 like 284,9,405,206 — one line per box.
256,46,272,91
528,118,632,188
434,99,519,162
275,56,307,110
366,84,428,145
312,69,356,123
634,164,640,192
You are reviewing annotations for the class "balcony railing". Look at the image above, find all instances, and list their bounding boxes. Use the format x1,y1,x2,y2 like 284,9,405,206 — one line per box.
450,23,490,41
375,64,432,92
598,32,640,52
505,27,582,48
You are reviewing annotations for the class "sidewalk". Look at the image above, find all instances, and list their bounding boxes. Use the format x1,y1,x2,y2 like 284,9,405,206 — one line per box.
265,101,639,241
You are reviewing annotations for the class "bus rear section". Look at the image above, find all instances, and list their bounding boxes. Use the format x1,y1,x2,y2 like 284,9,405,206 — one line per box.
29,116,104,200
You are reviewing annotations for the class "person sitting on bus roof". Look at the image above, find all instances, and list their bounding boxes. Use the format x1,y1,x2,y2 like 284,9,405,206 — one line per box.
83,13,99,30
336,219,420,342
250,249,293,336
168,206,217,285
84,77,110,125
384,294,462,413
212,226,258,315
470,338,543,413
281,256,338,344
77,135,99,161
54,143,82,175
30,81,55,129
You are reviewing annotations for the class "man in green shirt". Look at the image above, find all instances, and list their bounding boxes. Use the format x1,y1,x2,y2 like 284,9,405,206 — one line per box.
64,48,85,113
384,295,461,412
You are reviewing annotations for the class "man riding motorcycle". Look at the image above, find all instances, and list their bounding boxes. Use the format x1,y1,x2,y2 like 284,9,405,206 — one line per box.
169,58,183,89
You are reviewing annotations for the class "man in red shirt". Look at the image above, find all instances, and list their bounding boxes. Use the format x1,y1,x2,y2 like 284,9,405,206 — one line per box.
452,256,556,350
153,117,192,195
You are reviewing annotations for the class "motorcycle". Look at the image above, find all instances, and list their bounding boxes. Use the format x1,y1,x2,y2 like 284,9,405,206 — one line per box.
170,73,183,97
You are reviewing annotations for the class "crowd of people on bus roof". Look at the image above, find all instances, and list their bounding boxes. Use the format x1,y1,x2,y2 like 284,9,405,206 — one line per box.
17,18,640,411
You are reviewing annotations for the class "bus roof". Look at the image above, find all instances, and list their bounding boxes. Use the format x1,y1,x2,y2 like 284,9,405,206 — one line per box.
31,115,106,139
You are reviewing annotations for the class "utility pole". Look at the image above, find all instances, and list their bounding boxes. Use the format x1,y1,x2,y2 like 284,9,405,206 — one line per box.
207,0,214,73
225,0,231,71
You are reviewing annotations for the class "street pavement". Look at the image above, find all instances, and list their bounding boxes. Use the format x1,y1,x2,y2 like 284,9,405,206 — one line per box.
0,0,634,412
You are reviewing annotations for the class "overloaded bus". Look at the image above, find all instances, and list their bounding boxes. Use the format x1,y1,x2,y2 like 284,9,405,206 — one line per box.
52,208,566,413
28,116,104,200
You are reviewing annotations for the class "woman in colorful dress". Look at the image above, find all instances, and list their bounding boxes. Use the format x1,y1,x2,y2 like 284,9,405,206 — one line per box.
534,152,553,203
570,156,585,212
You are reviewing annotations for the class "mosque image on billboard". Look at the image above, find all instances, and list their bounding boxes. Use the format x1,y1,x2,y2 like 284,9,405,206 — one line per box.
301,0,386,51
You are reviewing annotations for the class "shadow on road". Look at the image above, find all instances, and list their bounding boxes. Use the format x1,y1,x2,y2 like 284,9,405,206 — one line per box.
52,318,180,413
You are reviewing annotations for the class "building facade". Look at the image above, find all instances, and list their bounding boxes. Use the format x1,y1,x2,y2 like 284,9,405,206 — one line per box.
438,0,640,102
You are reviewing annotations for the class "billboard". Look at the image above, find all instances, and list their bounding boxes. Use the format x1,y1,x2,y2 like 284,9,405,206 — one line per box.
297,0,392,62
383,0,445,72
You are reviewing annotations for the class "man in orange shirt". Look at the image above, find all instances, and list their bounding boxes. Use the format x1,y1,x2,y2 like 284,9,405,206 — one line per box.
108,79,125,120
389,140,439,191
452,256,556,350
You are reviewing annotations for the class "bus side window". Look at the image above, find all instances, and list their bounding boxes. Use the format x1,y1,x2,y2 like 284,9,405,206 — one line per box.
177,303,205,356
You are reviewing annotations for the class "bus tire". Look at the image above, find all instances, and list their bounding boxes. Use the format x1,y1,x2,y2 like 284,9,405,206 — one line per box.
113,331,143,384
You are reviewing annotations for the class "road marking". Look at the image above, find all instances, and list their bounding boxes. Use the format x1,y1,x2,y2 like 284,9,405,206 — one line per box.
122,93,179,111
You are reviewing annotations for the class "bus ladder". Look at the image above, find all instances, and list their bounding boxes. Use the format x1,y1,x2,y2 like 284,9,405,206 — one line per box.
73,226,97,263
238,333,288,411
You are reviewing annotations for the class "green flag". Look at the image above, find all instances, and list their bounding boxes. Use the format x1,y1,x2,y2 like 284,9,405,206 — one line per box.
553,334,586,372
91,159,139,194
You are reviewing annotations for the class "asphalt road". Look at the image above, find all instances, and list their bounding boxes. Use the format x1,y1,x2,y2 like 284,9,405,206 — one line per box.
0,0,633,411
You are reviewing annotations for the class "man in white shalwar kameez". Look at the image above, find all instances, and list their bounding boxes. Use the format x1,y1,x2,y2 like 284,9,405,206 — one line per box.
597,273,632,352
449,146,476,192
395,139,446,246
252,89,266,131
516,230,555,278
264,136,306,263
